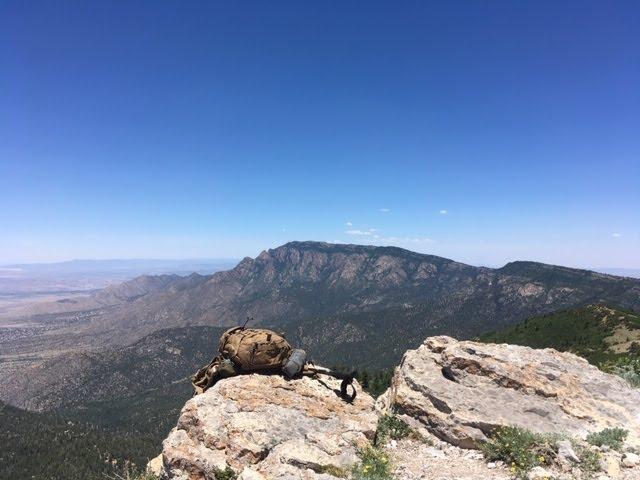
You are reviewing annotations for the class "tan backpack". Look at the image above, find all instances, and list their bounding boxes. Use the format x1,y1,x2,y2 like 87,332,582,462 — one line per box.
218,326,292,372
191,325,357,401
191,326,293,394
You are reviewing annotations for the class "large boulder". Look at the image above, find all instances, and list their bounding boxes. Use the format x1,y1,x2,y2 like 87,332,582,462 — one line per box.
157,373,377,479
378,336,640,449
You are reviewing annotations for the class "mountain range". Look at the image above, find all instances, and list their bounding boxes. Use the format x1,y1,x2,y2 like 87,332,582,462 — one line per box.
2,241,639,411
7,242,640,346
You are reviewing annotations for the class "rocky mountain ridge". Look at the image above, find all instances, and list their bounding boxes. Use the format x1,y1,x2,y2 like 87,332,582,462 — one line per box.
6,241,640,356
3,241,640,412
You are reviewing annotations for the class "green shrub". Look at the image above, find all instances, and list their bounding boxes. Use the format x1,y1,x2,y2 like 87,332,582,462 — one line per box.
586,428,629,451
482,425,609,479
104,469,157,480
375,414,430,447
574,443,601,478
213,466,237,480
609,358,640,387
130,475,157,480
480,426,556,478
376,415,412,444
351,446,393,480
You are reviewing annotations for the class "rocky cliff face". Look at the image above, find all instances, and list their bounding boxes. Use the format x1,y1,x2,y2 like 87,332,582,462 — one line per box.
378,336,640,449
153,338,640,480
156,373,377,479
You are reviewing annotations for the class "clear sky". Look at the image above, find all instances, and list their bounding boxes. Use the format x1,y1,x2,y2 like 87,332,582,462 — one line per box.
2,1,639,268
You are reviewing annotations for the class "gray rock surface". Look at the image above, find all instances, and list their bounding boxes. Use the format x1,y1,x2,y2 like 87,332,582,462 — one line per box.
622,452,639,468
157,373,377,479
378,336,640,449
556,439,581,464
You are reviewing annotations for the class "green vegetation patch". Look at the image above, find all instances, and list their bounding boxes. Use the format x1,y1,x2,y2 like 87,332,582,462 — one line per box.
357,369,394,398
105,468,158,480
481,426,604,479
376,415,413,444
213,466,238,480
0,402,156,480
375,414,427,447
586,427,629,451
480,426,558,478
351,446,393,480
479,304,640,366
601,357,640,387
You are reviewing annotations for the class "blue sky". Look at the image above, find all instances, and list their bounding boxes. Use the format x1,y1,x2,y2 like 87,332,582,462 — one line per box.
1,1,638,268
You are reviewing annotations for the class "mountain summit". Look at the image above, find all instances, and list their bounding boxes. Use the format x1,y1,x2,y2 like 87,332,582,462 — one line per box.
5,241,639,370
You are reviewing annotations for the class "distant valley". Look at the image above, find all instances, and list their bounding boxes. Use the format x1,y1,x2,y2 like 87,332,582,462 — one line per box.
0,258,237,319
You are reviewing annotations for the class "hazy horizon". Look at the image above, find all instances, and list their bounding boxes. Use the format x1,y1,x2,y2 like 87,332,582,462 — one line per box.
1,243,639,276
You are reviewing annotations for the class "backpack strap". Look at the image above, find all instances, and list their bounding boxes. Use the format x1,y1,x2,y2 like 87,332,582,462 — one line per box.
191,356,222,395
302,365,357,402
339,377,357,402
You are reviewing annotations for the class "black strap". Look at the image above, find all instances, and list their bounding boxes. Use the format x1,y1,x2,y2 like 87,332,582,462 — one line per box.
340,377,357,402
303,366,357,402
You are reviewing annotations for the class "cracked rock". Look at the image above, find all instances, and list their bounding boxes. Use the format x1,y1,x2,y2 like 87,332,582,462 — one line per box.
377,336,640,449
157,373,377,479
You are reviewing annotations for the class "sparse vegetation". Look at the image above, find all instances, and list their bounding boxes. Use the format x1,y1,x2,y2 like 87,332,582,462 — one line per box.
574,443,601,477
104,468,157,480
586,427,629,451
480,426,605,479
375,414,427,446
356,369,394,398
602,357,640,387
351,446,393,480
213,466,238,480
480,426,557,478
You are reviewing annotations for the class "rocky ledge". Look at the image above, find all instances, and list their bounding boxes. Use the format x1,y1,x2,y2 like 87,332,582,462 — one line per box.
151,337,640,479
154,373,377,479
377,336,640,449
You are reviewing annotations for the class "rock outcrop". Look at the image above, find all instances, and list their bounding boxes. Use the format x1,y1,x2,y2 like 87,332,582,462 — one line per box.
378,336,640,449
157,373,377,479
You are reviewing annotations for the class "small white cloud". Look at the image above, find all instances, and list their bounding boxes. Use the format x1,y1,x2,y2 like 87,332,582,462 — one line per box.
406,237,433,243
439,209,448,215
377,235,433,244
612,233,622,238
346,229,374,236
379,208,391,213
346,221,353,226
